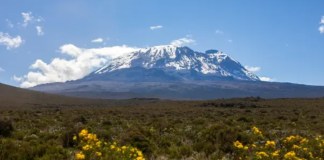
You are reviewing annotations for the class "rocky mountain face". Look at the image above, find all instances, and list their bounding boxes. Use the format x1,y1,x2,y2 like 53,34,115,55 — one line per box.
83,45,259,82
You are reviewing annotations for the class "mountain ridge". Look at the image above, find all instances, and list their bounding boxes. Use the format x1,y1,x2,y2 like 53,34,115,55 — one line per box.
30,45,324,100
83,45,259,82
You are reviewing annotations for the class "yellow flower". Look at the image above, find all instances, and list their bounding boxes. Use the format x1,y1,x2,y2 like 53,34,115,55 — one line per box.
252,126,262,136
82,144,91,151
300,138,308,144
75,152,85,160
136,157,145,160
272,150,280,157
75,129,146,160
243,146,248,150
284,151,296,159
265,140,276,148
233,140,244,149
256,151,269,159
85,133,98,142
96,141,102,147
79,129,88,137
95,151,102,157
292,144,301,150
284,135,302,144
137,150,143,157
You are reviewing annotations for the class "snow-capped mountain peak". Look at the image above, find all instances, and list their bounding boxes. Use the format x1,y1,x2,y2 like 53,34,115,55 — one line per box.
89,45,259,81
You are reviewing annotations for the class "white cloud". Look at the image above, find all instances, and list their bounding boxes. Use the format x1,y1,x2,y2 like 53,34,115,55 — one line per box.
215,29,224,34
318,16,324,34
0,32,23,50
260,76,275,82
0,67,4,72
319,25,324,34
21,12,33,27
21,11,43,28
228,39,233,43
36,26,44,36
13,75,23,82
91,38,104,43
17,44,140,88
150,25,163,30
245,66,261,73
244,66,273,81
170,37,195,46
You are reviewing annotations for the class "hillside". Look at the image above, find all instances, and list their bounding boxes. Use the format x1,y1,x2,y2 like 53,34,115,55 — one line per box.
0,83,110,107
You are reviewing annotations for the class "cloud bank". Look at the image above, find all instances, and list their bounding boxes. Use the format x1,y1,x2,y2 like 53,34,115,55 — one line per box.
0,32,23,49
16,44,140,88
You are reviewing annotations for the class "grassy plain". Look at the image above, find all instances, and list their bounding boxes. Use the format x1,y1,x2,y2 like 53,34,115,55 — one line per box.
0,97,324,159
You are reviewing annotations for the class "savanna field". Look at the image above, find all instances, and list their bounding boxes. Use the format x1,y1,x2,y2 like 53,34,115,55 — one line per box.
0,98,324,160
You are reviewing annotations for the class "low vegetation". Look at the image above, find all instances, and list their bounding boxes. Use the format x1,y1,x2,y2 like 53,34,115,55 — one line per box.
0,98,323,159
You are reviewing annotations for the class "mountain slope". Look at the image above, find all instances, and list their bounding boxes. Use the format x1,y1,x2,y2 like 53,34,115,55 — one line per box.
0,83,109,107
83,45,259,82
31,80,324,100
31,45,324,100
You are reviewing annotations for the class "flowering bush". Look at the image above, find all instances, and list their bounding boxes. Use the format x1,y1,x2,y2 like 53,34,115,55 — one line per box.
233,126,324,160
74,129,145,160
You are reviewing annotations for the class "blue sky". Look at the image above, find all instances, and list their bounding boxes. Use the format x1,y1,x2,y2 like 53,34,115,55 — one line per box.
1,0,324,87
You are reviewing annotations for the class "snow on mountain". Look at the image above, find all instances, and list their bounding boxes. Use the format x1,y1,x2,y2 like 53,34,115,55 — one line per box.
85,45,259,81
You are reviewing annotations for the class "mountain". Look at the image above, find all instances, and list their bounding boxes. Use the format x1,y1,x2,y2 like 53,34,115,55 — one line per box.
83,45,259,82
31,45,324,100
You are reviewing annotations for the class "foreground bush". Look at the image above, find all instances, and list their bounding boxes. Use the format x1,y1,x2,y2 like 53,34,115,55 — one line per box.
233,126,324,160
74,129,145,160
0,120,13,137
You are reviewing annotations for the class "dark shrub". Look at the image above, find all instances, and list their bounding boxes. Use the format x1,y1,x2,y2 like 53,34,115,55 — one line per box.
62,129,78,148
73,115,87,124
122,130,154,155
198,124,241,155
0,120,14,137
